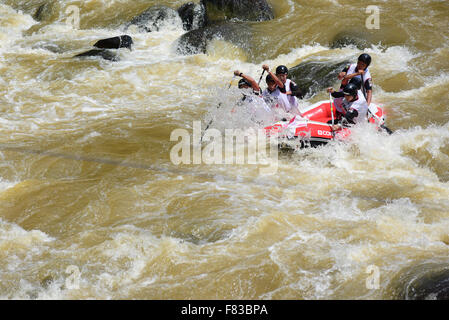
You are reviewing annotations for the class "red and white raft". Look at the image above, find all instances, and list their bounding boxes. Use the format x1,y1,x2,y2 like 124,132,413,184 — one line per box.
264,100,388,147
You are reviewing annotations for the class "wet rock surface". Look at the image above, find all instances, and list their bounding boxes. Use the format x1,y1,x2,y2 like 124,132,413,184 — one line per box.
74,49,119,62
176,22,252,55
289,60,350,97
127,6,182,32
178,2,207,31
330,31,374,50
389,263,449,300
93,35,133,50
201,0,274,23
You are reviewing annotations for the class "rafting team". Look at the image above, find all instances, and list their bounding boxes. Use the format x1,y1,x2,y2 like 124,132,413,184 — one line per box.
233,53,373,130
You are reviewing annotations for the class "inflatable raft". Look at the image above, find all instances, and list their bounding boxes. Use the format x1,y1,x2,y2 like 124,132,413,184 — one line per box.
264,100,389,147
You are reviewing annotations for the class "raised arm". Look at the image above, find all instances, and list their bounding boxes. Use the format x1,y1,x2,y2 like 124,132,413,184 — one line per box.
327,87,344,98
262,64,284,89
234,70,260,93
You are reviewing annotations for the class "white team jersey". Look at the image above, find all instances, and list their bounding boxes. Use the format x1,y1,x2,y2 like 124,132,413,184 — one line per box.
278,79,299,112
343,63,372,88
342,94,368,123
262,87,282,107
263,80,299,114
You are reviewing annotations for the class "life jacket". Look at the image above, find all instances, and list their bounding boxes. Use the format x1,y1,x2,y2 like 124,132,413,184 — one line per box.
278,79,299,112
340,64,372,91
262,87,282,109
341,95,368,123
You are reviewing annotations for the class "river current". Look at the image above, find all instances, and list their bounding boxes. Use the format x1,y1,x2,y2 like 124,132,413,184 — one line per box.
0,0,448,299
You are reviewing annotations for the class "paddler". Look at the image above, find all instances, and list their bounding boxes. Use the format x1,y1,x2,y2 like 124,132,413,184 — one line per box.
260,65,283,107
328,82,369,130
338,53,373,105
234,70,262,96
233,70,272,123
327,77,367,118
261,64,302,115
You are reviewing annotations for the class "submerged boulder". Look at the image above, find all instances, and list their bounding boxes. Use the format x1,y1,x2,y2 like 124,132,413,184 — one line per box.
74,49,119,62
22,1,60,35
74,35,133,61
389,263,449,300
176,22,252,55
288,60,350,98
201,0,274,23
33,2,52,21
93,35,133,50
330,31,373,50
178,2,207,31
127,5,182,32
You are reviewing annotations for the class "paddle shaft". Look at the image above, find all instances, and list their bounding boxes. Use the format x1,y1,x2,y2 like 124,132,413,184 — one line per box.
361,72,393,134
257,69,266,86
329,93,334,126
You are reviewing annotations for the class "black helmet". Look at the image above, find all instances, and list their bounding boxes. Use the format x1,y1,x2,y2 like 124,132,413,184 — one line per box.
358,53,371,67
349,77,362,90
266,74,275,83
238,78,251,88
275,65,288,75
343,83,358,97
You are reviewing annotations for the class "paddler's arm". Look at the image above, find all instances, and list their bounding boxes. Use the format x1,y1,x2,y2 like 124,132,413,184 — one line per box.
343,69,365,81
364,79,373,105
366,90,372,105
338,66,349,80
234,70,260,93
262,64,284,90
327,87,344,98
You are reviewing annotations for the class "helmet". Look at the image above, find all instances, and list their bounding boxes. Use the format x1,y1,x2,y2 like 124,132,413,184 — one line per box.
358,53,371,67
343,83,358,97
238,78,251,88
266,74,275,83
349,77,362,90
275,65,288,75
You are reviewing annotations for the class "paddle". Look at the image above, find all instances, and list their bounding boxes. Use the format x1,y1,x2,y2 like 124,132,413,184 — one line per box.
380,124,393,135
227,74,236,89
361,71,393,135
329,93,335,126
257,69,266,87
328,93,337,137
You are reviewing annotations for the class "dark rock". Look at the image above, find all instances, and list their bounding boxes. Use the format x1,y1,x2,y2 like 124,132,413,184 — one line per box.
178,2,207,31
330,31,373,50
176,27,208,55
127,6,182,32
288,60,350,98
74,49,119,62
390,263,449,300
31,1,60,23
176,22,252,55
201,0,274,23
93,35,133,50
33,3,47,21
